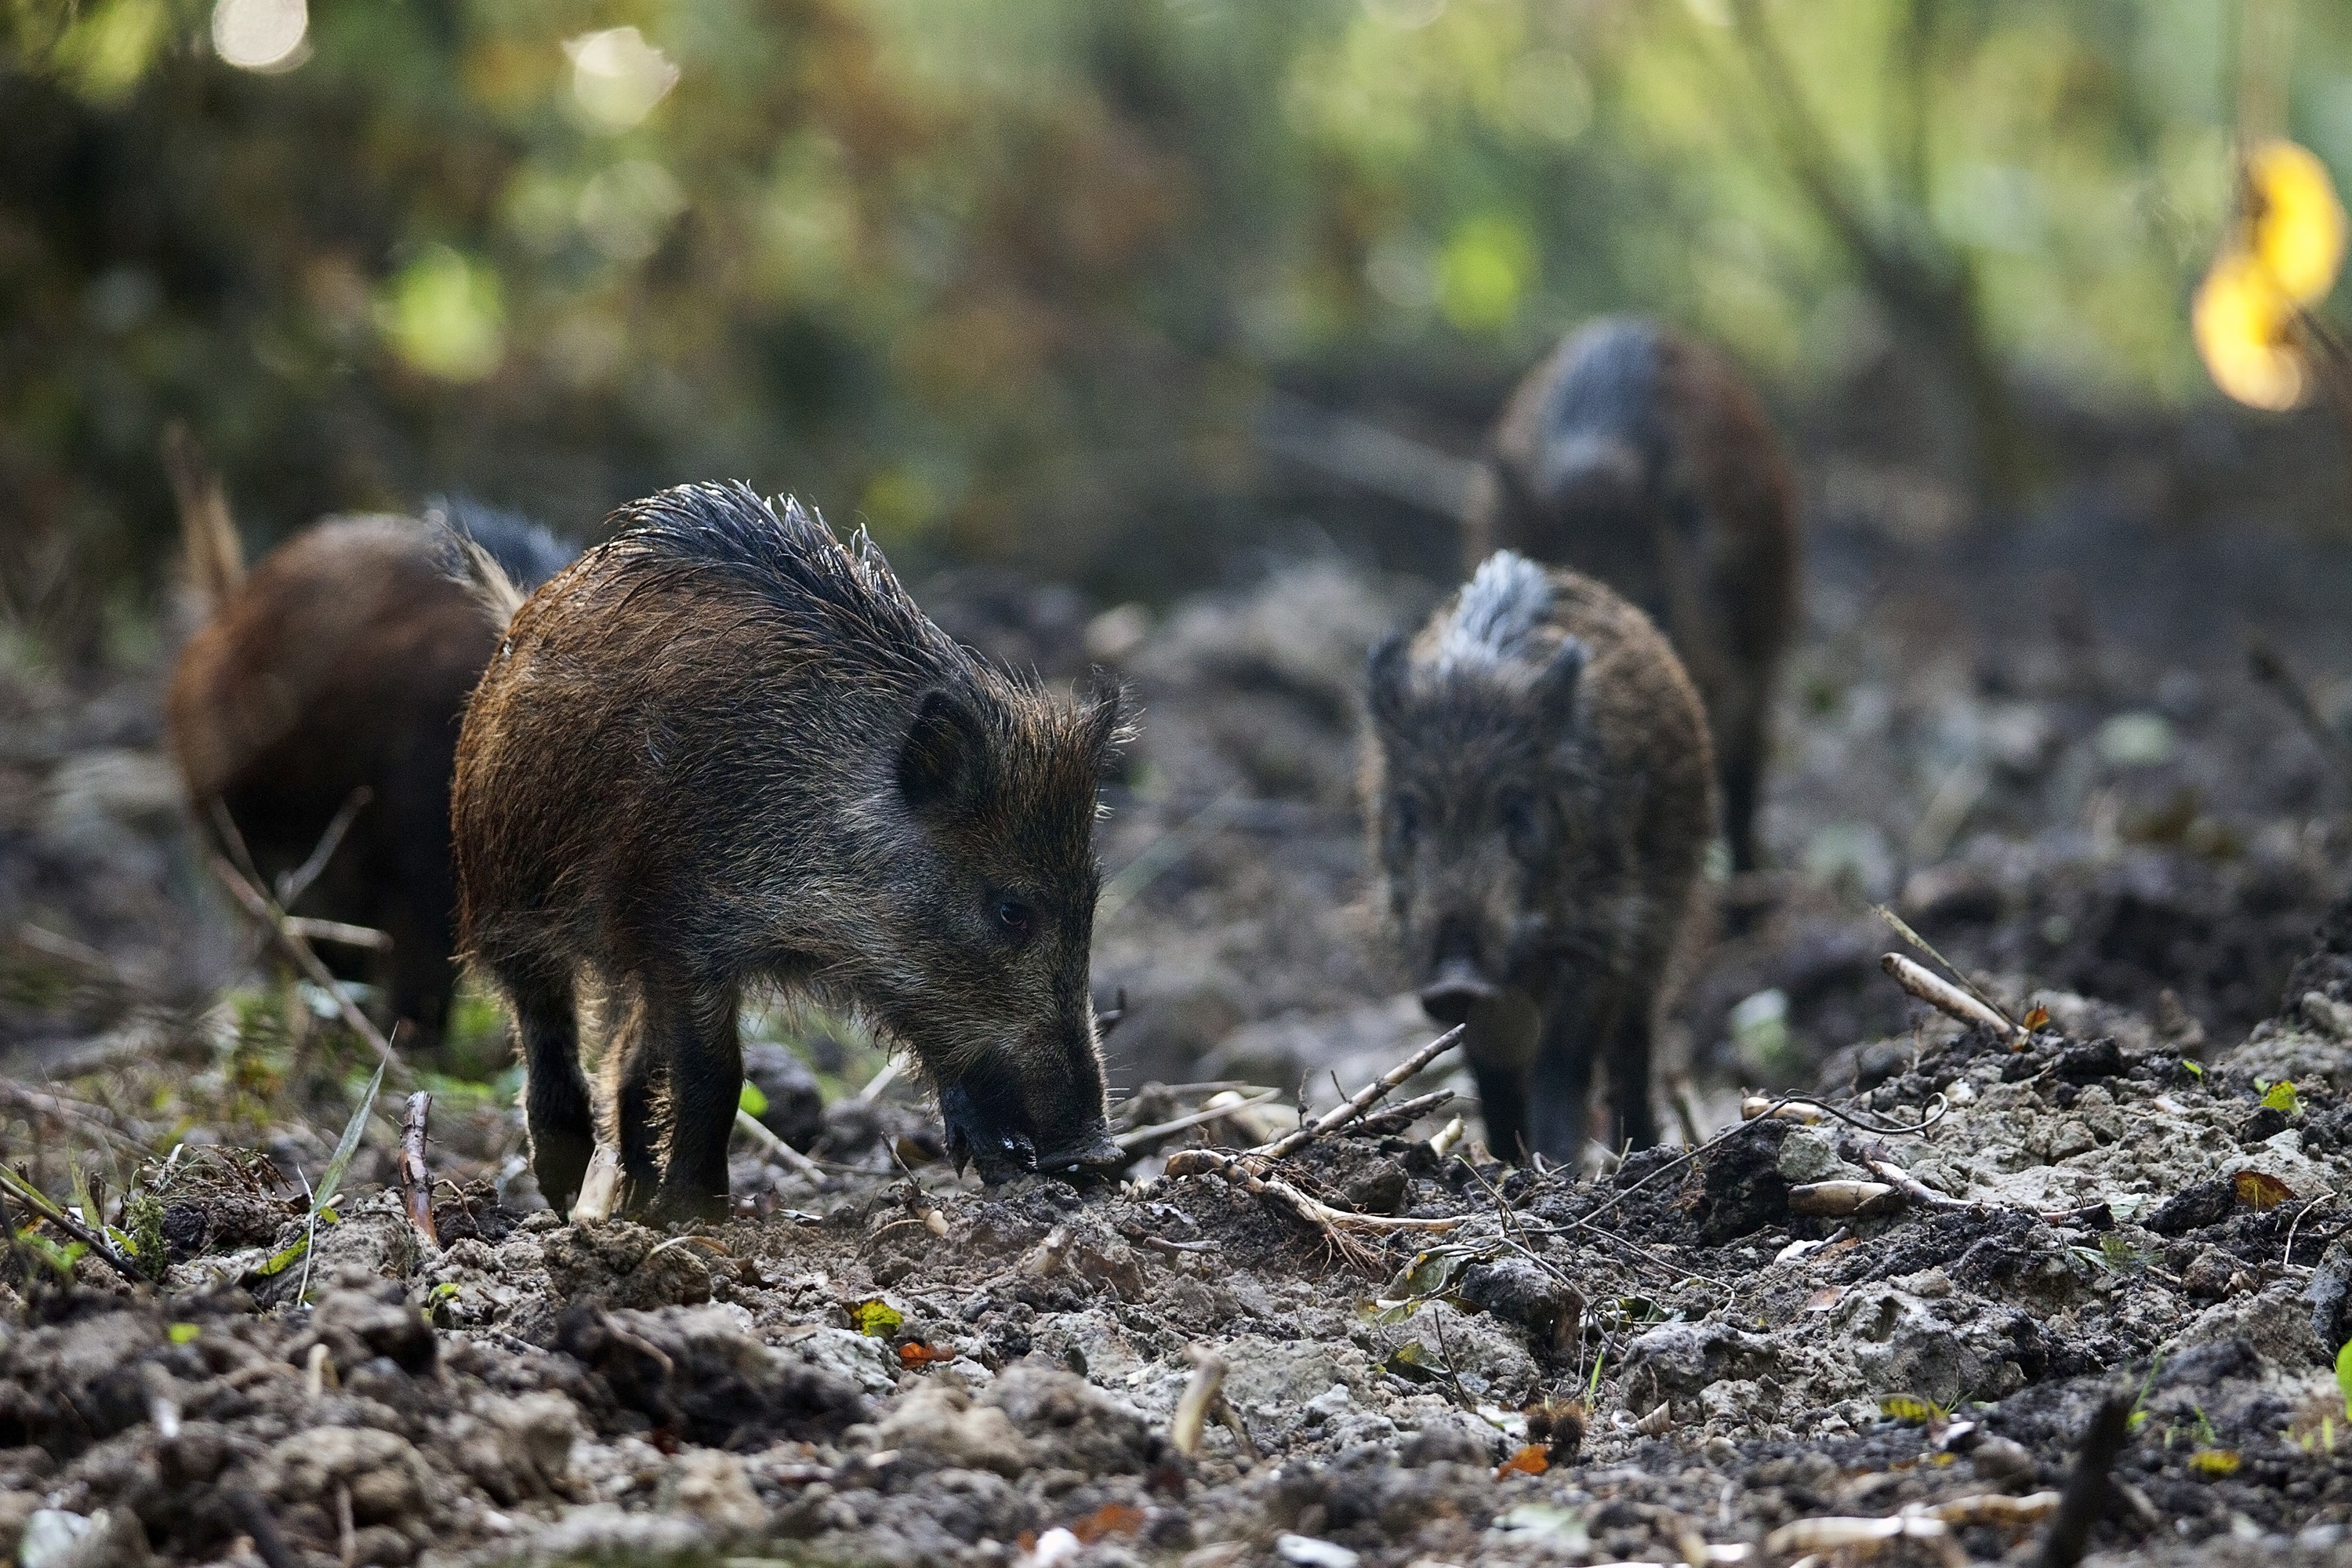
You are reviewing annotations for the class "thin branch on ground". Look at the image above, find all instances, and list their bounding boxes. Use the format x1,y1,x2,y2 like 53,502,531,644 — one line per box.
1117,1088,1283,1156
735,1108,826,1178
1253,1024,1465,1160
397,1093,437,1247
275,786,373,908
206,848,412,1087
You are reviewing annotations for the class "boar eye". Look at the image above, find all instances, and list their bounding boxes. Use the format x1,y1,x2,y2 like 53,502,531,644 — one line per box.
994,898,1035,939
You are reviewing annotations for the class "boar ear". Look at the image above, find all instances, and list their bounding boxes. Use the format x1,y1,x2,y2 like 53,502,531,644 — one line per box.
1535,637,1588,729
899,687,989,813
1366,633,1411,732
1080,671,1131,777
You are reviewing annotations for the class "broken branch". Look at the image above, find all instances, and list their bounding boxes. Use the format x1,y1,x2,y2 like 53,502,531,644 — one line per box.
208,851,412,1086
396,1093,437,1248
1116,1088,1284,1156
1253,1024,1465,1160
735,1108,826,1178
1882,953,2020,1040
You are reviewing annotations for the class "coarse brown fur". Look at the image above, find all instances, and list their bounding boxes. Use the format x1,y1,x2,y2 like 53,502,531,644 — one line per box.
1465,317,1797,874
166,505,575,1056
1363,553,1715,1160
451,481,1127,1219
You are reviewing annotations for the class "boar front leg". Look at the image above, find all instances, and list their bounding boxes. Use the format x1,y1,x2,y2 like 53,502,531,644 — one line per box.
1603,1001,1660,1152
1527,977,1624,1166
641,969,744,1221
1461,989,1541,1164
602,989,666,1206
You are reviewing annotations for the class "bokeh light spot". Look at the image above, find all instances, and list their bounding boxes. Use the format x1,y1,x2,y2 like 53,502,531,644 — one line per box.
565,27,681,131
377,245,506,383
2246,139,2347,307
2192,249,2305,411
211,0,307,72
1437,215,1534,333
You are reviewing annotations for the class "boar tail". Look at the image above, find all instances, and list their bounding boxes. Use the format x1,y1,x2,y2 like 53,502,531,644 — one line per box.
161,420,245,605
435,523,532,630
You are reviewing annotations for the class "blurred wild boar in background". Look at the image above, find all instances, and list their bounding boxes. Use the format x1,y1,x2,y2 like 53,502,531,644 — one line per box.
1467,317,1797,875
451,481,1128,1220
1363,550,1716,1160
164,434,575,1058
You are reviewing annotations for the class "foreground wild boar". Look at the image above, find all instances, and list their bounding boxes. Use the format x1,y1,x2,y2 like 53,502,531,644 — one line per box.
1466,316,1796,873
166,484,575,1056
452,481,1126,1218
1363,551,1715,1160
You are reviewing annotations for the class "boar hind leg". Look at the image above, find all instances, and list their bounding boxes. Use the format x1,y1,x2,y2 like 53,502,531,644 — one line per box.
503,963,593,1212
602,991,666,1204
1722,735,1765,876
641,971,743,1221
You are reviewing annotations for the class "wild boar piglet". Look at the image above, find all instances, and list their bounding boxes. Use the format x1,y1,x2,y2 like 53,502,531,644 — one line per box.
453,481,1127,1219
1363,550,1715,1161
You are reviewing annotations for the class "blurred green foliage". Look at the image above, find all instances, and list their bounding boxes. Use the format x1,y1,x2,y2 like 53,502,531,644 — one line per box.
3,0,2350,655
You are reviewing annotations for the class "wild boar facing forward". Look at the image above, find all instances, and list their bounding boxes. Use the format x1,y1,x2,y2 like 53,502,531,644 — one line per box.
1363,551,1715,1161
452,481,1127,1219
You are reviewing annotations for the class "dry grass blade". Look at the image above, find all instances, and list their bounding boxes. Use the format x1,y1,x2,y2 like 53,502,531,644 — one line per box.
1252,1023,1465,1160
0,1164,143,1284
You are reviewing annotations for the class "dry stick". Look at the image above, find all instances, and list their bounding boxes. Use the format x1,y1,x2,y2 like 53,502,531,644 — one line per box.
1882,953,2021,1040
275,786,373,908
0,1166,143,1284
1116,1088,1284,1155
207,851,411,1086
2035,1391,2135,1568
1352,1087,1457,1134
735,1108,826,1178
284,917,393,954
1253,1024,1466,1160
1874,905,2023,1033
0,1082,150,1159
1171,1345,1229,1459
396,1093,437,1248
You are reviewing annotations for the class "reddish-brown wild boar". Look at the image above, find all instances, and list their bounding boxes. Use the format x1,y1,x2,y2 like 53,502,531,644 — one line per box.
165,476,575,1055
1466,316,1797,874
1363,551,1715,1160
451,481,1127,1219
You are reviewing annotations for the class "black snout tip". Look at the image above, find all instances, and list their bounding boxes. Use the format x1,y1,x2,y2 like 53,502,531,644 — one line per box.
1418,959,1499,1026
1037,1127,1123,1175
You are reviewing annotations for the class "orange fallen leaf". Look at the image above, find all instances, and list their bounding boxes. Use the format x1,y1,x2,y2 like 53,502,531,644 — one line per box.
1804,1285,1846,1313
2022,1004,2050,1032
2234,1170,2292,1211
1071,1502,1145,1544
1496,1443,1549,1478
898,1340,956,1369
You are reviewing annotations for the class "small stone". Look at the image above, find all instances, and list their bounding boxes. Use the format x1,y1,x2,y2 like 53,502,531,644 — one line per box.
1275,1534,1359,1568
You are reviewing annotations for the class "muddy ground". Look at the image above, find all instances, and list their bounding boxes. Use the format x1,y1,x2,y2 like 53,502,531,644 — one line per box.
7,472,2352,1566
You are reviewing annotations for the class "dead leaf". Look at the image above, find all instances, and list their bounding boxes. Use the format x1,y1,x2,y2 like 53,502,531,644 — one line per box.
1804,1285,1846,1313
1495,1444,1549,1478
2234,1171,2292,1211
2188,1448,2241,1477
898,1340,955,1369
2023,1004,2051,1032
1072,1502,1145,1544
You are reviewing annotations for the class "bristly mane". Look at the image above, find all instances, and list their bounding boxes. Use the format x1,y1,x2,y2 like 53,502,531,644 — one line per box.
600,481,969,691
426,496,579,593
1433,550,1552,676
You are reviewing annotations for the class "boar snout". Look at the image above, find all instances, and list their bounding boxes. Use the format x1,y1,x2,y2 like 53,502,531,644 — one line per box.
1418,957,1501,1025
936,1039,1120,1182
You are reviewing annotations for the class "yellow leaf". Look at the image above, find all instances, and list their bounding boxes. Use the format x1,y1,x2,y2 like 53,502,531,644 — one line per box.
1878,1394,1944,1425
2234,1170,2292,1211
2194,250,2306,412
2247,140,2348,307
2262,1080,2299,1115
2188,1447,2241,1477
850,1298,902,1337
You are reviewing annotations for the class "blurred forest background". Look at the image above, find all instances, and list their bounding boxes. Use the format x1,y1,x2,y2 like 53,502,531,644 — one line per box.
5,0,2352,662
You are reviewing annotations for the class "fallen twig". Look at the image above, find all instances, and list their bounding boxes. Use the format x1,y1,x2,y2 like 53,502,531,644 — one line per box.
1253,1024,1465,1160
0,1164,144,1285
570,1145,623,1225
735,1108,826,1178
0,1080,151,1158
2035,1391,2134,1568
275,786,372,909
396,1093,437,1248
1352,1087,1456,1136
284,917,393,953
1764,1511,1962,1566
1875,905,2023,1034
1171,1345,1228,1459
208,848,411,1086
1882,953,2021,1040
1787,1179,1902,1218
1116,1088,1284,1155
